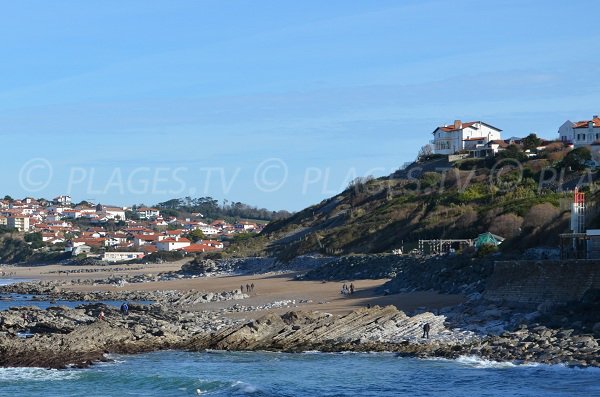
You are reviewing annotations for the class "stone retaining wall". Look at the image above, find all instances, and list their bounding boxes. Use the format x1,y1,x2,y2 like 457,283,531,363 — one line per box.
485,260,600,304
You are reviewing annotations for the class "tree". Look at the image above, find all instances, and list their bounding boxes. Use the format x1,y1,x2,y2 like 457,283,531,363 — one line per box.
523,203,560,229
187,229,206,242
561,147,591,171
24,232,44,249
417,144,434,161
522,133,542,151
497,144,527,162
489,213,523,238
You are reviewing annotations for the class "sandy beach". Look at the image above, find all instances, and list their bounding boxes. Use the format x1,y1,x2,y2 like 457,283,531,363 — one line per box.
1,262,466,317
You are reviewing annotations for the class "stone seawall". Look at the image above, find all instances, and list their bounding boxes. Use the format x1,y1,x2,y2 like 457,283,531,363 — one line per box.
485,260,600,304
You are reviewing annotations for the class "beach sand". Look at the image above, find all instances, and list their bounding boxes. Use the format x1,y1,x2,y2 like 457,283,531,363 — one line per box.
1,262,466,318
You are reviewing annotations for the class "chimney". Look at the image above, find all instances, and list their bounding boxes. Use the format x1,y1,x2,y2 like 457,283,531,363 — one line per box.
454,119,462,129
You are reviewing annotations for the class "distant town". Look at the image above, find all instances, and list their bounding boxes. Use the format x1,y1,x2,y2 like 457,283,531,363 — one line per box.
0,194,267,263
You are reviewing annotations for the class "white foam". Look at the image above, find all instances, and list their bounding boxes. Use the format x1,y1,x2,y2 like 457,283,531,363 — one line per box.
231,380,260,393
455,355,518,368
0,367,81,382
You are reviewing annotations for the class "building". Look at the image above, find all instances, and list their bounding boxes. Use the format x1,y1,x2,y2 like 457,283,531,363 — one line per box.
135,207,160,219
559,116,600,147
431,120,502,155
155,237,191,251
7,216,30,232
102,251,145,262
96,204,126,221
558,120,574,143
53,195,72,206
474,232,505,248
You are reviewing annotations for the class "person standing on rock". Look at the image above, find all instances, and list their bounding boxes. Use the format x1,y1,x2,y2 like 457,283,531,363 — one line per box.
422,323,430,339
98,310,105,321
120,302,129,316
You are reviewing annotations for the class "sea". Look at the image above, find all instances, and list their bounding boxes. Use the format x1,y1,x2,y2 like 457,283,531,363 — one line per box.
0,350,598,397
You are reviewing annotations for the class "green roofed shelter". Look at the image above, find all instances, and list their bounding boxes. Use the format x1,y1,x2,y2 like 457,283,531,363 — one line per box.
474,232,505,248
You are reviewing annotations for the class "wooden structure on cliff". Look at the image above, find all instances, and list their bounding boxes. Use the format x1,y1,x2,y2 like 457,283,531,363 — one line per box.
418,238,472,255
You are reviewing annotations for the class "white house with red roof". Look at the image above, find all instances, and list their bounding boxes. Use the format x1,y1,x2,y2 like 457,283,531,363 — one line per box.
156,237,191,251
431,120,502,155
559,115,600,147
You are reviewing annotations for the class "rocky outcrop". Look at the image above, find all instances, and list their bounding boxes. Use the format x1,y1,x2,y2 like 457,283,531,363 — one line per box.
189,305,472,352
0,303,474,369
0,281,247,306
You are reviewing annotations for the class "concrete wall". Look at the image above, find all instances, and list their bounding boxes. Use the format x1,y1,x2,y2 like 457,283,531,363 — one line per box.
485,260,600,304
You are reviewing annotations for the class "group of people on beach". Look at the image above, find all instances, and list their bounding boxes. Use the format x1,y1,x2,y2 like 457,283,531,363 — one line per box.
241,283,255,294
340,283,355,296
0,271,16,277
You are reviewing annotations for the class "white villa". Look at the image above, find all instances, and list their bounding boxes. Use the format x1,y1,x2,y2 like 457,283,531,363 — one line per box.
431,120,502,155
558,115,600,147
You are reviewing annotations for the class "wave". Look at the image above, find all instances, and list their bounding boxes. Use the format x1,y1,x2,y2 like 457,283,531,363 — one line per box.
454,355,521,369
231,380,260,393
0,367,81,382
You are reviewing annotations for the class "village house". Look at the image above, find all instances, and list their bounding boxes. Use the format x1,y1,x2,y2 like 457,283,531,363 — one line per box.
431,120,502,155
561,115,600,147
7,216,30,232
96,204,127,221
135,207,160,219
53,195,72,206
155,237,191,251
102,251,144,262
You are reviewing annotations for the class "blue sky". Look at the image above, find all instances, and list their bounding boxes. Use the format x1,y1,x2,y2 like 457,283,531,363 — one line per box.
2,0,599,211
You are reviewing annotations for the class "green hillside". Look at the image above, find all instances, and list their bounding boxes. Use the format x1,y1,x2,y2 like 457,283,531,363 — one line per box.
228,145,600,260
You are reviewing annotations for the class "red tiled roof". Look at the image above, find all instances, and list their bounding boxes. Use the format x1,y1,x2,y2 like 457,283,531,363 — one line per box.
573,117,600,129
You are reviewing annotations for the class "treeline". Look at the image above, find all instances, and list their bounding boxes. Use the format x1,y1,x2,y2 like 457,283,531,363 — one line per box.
147,197,292,222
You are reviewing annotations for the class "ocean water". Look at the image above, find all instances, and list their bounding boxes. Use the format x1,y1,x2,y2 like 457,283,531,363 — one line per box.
0,351,597,397
0,293,152,311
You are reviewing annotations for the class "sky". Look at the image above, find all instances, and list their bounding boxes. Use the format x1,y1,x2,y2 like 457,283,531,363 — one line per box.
2,0,600,211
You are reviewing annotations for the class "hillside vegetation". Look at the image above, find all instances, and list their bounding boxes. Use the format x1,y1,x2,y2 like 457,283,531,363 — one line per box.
229,145,600,260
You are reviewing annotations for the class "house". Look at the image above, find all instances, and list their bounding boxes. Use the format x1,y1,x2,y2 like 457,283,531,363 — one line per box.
102,251,145,262
570,115,600,147
7,216,30,232
53,195,72,206
96,204,126,221
72,245,92,256
155,237,191,251
558,120,574,143
134,234,158,247
431,120,502,155
182,244,220,253
136,207,160,219
199,239,224,249
559,115,600,147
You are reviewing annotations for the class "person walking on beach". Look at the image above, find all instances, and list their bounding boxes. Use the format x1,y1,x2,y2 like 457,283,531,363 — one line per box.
422,323,430,339
240,285,244,294
246,283,250,293
349,283,355,295
250,283,254,292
